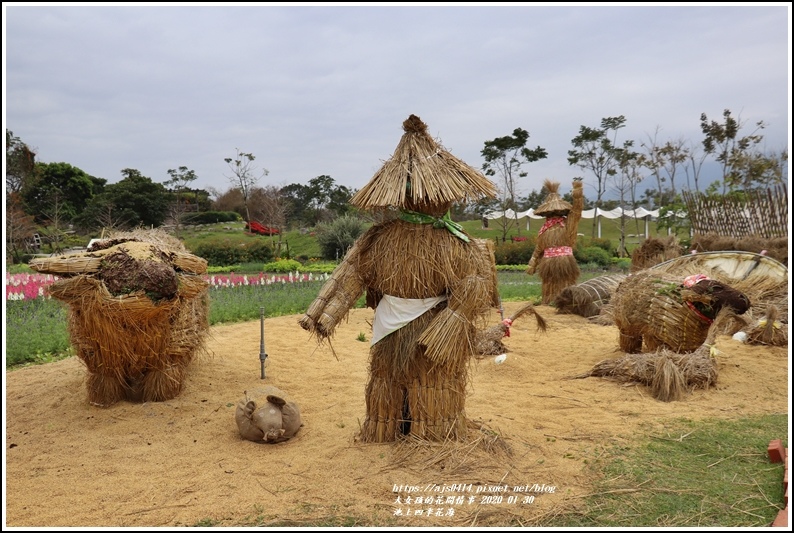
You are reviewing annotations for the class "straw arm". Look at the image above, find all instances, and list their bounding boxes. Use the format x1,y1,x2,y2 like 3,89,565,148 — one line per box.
418,273,493,364
299,244,365,338
566,181,584,243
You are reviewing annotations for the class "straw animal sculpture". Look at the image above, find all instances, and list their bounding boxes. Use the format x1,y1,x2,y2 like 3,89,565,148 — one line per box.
572,310,731,402
647,252,788,323
630,235,682,272
610,270,750,354
526,180,584,304
29,231,209,407
299,114,500,443
474,302,547,357
553,273,627,318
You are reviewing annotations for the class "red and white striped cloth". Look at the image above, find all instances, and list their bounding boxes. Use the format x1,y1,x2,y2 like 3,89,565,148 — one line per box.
543,246,573,258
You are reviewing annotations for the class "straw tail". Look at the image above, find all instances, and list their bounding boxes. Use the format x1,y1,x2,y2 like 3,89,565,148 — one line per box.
509,301,547,332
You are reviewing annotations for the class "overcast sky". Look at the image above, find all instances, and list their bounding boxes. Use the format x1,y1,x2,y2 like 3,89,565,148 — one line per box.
4,3,791,202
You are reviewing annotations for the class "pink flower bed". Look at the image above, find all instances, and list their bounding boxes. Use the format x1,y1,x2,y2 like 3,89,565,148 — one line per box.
5,271,328,300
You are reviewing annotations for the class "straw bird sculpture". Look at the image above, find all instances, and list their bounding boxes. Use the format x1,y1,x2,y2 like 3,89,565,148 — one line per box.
299,114,500,443
526,179,584,304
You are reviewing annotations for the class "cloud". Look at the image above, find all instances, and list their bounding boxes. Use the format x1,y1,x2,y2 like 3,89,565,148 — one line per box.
5,3,790,200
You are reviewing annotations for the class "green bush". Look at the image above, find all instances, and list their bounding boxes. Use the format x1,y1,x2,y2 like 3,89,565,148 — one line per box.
610,257,632,272
575,246,612,267
494,240,535,265
588,237,613,253
262,259,303,273
192,237,274,266
184,211,241,225
315,215,367,261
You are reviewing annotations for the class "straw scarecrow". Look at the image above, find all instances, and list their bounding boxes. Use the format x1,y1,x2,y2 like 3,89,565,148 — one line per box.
29,229,210,407
526,179,584,305
299,114,500,443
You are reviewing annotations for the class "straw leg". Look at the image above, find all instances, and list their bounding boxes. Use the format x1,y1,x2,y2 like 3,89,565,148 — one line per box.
141,363,186,402
86,372,126,407
619,330,643,353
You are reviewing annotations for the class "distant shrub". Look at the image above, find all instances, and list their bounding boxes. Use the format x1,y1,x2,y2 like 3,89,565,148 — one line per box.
315,215,367,261
184,211,241,225
494,240,535,265
262,259,303,273
575,246,612,267
192,237,274,266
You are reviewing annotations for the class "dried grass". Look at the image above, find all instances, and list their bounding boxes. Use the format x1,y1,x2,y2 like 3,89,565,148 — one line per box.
630,235,682,272
745,305,788,347
572,346,719,402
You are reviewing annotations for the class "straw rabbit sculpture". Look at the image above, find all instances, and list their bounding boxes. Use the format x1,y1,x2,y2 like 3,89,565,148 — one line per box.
299,114,500,443
527,179,584,305
235,386,303,444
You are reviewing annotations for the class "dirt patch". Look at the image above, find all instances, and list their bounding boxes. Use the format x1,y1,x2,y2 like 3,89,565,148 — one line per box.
4,302,788,527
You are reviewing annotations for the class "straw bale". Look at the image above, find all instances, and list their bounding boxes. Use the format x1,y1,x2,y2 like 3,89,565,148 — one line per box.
630,236,681,272
105,227,188,252
554,274,627,318
691,233,788,265
349,115,497,211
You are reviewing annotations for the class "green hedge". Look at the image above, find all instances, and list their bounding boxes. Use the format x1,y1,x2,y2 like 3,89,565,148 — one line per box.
192,238,274,266
184,211,241,225
574,246,612,267
493,240,535,265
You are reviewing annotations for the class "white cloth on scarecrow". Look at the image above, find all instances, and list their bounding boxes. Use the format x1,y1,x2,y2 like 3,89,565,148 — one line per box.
371,294,447,345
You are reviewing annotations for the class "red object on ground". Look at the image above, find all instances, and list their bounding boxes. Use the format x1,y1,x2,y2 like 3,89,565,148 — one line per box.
768,439,789,527
246,221,280,236
769,439,786,463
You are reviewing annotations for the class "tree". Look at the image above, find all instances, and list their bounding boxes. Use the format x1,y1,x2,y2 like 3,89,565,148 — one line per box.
683,139,709,194
5,129,38,196
5,195,38,264
280,176,354,227
610,141,645,257
568,115,626,237
481,127,548,242
249,185,290,256
224,149,268,223
22,162,98,223
700,109,765,194
165,166,199,236
75,169,169,232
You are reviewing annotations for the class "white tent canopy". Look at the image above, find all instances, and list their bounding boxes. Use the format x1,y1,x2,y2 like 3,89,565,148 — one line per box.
483,207,667,238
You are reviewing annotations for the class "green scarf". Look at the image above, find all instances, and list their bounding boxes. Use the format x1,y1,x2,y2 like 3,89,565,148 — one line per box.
399,209,470,242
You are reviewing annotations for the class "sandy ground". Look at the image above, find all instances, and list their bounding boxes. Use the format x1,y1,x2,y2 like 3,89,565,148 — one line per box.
4,302,789,527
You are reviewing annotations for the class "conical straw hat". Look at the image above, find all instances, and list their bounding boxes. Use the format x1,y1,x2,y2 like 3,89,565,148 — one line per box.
350,114,498,211
534,179,572,217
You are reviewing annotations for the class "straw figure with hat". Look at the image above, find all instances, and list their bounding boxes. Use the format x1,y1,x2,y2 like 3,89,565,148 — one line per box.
526,179,584,305
299,114,501,443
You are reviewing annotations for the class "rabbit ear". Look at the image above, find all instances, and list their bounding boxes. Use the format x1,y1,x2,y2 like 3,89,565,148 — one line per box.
266,395,287,407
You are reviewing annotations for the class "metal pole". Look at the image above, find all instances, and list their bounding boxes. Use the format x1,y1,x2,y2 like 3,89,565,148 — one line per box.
259,307,267,379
